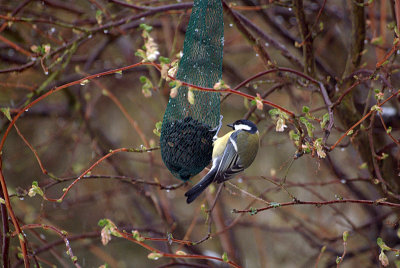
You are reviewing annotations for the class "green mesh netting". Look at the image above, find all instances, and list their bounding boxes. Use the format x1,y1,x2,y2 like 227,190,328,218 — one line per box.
160,0,224,181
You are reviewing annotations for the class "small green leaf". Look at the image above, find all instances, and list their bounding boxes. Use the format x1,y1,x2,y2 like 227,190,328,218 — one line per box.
28,181,44,197
249,207,258,215
381,60,390,66
299,117,315,137
299,117,307,124
359,163,368,170
159,56,170,64
347,129,354,136
18,233,25,242
377,237,391,251
135,49,146,60
153,121,162,137
98,219,109,227
270,202,281,208
139,23,153,32
302,106,310,113
336,256,341,264
320,113,329,129
289,130,300,141
1,108,11,121
200,204,207,213
140,76,147,83
314,138,326,158
139,76,153,97
132,230,145,242
269,108,280,116
222,252,229,262
371,36,383,46
95,10,103,25
342,231,349,242
387,22,396,30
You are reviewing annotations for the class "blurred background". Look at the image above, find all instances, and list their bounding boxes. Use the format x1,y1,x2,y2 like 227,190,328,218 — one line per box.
0,0,400,267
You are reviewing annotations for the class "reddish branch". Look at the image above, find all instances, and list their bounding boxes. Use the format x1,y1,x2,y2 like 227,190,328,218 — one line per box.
330,89,400,150
0,35,33,57
0,168,29,267
13,124,49,175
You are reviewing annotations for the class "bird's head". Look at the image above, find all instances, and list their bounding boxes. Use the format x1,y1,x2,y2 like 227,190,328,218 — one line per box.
227,119,258,134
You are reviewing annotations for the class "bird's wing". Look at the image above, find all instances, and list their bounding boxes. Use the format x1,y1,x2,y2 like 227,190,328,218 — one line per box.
215,131,244,183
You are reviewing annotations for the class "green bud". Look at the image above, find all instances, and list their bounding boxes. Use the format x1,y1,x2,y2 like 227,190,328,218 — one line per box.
222,252,229,262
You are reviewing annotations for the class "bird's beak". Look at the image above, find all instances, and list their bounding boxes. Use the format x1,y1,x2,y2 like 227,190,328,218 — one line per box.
227,123,233,128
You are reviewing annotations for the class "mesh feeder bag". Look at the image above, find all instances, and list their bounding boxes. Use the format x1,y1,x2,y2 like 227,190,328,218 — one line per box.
160,0,224,181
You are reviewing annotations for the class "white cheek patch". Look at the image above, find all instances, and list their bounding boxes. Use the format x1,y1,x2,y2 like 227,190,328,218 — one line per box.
229,136,238,152
234,124,251,131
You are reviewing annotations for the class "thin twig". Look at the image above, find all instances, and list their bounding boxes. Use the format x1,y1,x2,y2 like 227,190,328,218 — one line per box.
232,198,400,214
293,0,315,76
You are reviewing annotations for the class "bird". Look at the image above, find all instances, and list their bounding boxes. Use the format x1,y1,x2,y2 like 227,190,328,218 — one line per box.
185,119,259,203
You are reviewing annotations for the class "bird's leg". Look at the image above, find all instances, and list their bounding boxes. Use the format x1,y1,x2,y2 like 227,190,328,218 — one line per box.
211,115,223,141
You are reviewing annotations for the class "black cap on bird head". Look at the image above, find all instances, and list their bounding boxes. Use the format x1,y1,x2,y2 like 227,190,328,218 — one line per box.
227,119,258,134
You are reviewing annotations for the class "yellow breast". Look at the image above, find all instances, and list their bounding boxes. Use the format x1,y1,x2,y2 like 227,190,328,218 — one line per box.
212,131,234,158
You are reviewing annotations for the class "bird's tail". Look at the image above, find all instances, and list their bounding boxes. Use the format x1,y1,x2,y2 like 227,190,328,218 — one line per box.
185,169,216,203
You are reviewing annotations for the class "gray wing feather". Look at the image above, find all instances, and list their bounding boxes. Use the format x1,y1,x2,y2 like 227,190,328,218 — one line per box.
215,131,244,183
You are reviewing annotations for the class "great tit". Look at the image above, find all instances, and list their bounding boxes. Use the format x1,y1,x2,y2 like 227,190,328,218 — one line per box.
185,119,259,203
